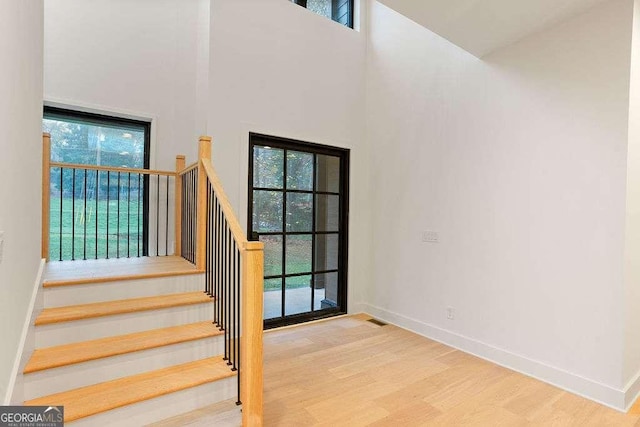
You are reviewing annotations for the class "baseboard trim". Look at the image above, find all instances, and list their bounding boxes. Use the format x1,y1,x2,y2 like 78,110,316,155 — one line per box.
3,259,45,405
360,303,626,412
624,369,640,411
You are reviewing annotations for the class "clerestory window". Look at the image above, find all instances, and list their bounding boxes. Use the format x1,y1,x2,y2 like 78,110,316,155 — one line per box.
290,0,354,28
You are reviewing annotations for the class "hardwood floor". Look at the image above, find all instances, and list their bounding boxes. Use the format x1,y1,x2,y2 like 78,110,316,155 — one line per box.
153,314,640,426
261,315,640,426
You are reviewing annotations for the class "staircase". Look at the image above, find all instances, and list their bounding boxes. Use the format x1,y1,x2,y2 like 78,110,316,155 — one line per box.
22,258,239,425
30,135,265,426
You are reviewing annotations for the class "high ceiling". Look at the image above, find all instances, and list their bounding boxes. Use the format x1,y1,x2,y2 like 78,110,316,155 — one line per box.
376,0,613,57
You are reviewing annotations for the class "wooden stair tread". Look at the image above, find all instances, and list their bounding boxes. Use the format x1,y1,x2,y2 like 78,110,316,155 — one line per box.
35,292,212,326
43,256,201,287
43,269,203,288
25,321,222,374
25,356,236,423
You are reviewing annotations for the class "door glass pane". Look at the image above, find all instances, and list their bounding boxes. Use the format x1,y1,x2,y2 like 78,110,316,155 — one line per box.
316,194,339,232
315,234,339,271
264,278,282,319
253,190,283,232
260,235,282,277
286,151,313,190
285,275,312,316
316,154,340,193
253,146,284,189
286,193,313,232
314,272,338,310
250,136,347,327
286,235,312,274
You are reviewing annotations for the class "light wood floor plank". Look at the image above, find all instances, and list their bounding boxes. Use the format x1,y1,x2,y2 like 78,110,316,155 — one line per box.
260,315,640,426
25,356,235,423
35,291,212,325
25,321,221,373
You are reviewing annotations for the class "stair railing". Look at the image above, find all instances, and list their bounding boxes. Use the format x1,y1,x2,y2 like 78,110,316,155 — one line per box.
176,155,198,264
42,132,264,425
42,133,178,262
181,136,264,426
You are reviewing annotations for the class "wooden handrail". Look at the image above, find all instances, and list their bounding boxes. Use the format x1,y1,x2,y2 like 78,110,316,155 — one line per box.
178,162,198,176
198,136,264,426
49,162,175,177
201,159,249,244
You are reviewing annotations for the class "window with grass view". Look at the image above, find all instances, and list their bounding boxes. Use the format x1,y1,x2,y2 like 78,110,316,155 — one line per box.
43,107,151,261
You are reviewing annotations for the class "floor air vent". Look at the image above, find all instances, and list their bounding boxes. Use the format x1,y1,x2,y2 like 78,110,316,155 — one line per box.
367,318,388,327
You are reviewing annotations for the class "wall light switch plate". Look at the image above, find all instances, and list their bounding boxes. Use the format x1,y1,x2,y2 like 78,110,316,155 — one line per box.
422,231,439,243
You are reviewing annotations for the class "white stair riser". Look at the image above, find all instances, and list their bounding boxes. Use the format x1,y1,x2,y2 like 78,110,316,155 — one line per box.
67,376,238,427
44,275,204,307
24,337,227,400
36,303,214,347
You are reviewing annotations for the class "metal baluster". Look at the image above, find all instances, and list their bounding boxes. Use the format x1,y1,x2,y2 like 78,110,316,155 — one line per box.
232,239,237,371
217,198,222,329
227,226,232,366
128,173,131,258
106,172,110,259
156,174,160,257
213,195,218,323
59,168,63,261
206,180,210,297
208,183,213,296
194,171,197,262
236,244,242,406
166,175,169,256
95,170,99,259
71,169,76,261
181,175,185,259
117,172,121,258
83,169,87,260
138,173,141,257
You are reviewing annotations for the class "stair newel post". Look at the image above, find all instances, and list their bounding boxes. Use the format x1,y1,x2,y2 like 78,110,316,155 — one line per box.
241,241,264,427
174,155,186,257
42,132,51,261
196,136,212,270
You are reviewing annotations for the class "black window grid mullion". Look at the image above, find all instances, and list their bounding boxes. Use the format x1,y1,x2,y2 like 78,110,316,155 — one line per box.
311,153,317,312
249,135,350,328
253,187,339,196
256,231,340,236
281,149,288,318
264,269,339,281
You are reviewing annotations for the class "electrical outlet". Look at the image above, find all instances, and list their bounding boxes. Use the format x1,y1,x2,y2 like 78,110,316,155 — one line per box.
446,306,454,320
422,231,439,243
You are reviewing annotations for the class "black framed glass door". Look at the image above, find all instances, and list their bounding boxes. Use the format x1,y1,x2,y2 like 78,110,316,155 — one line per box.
248,133,349,329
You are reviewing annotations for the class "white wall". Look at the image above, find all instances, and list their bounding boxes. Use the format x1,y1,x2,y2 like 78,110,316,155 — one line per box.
0,0,44,402
208,0,371,312
44,0,210,169
366,0,633,406
624,0,640,404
